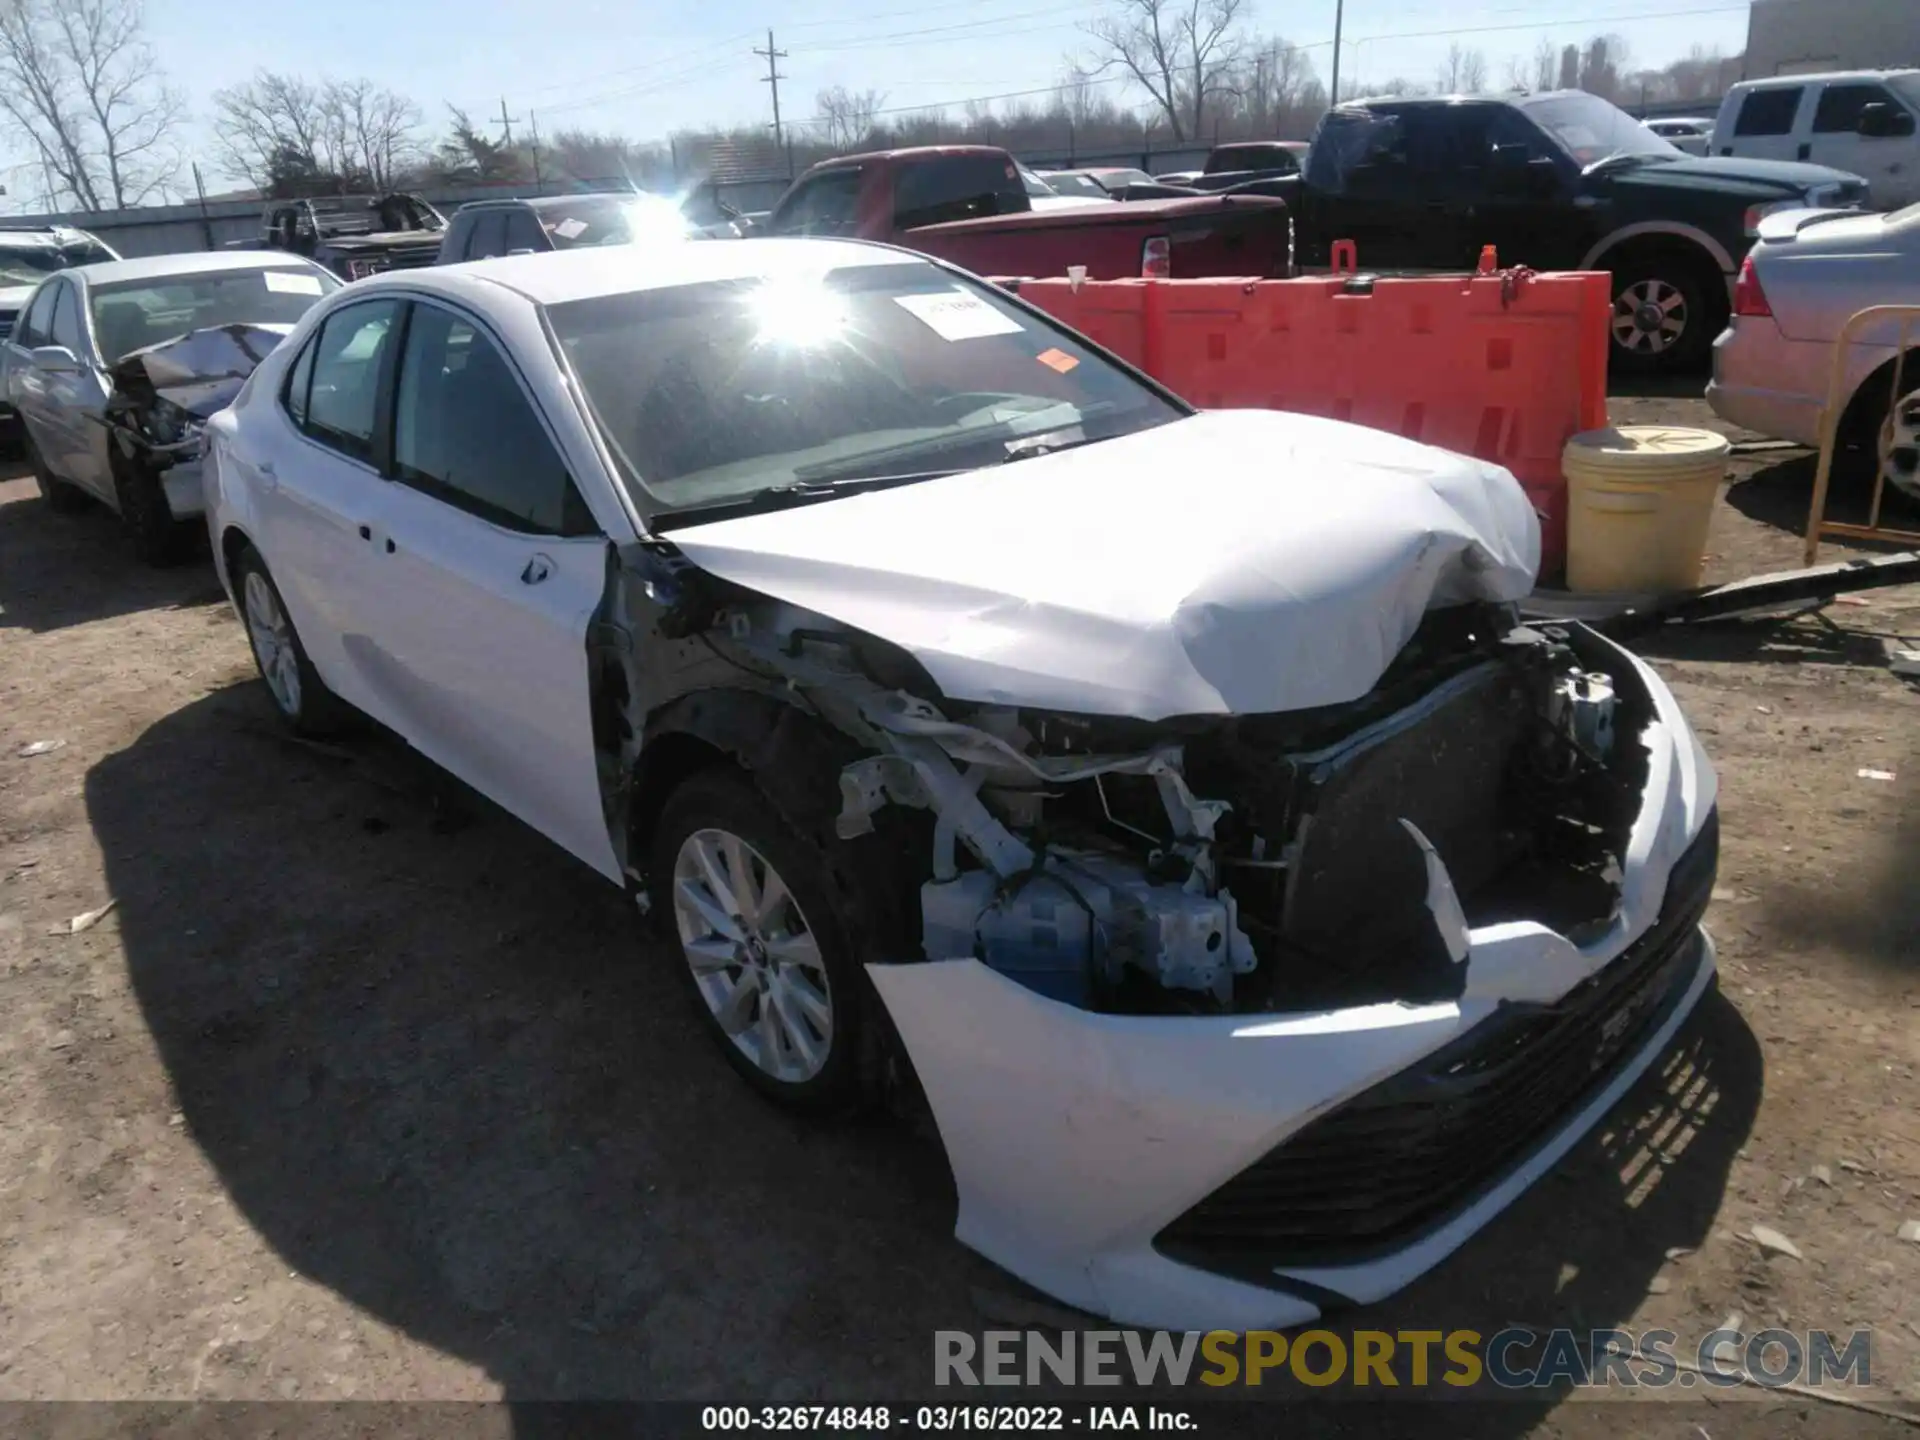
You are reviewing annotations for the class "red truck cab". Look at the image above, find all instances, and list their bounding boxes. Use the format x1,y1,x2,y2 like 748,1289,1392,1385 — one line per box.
757,145,1292,280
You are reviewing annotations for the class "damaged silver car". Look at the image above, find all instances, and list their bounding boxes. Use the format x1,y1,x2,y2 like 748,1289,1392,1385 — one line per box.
7,251,339,562
202,240,1720,1331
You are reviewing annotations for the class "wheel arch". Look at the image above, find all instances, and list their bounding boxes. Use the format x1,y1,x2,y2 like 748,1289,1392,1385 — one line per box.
1580,221,1736,279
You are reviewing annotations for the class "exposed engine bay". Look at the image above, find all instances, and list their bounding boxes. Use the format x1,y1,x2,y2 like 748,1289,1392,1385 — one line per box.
610,542,1653,1018
103,323,294,500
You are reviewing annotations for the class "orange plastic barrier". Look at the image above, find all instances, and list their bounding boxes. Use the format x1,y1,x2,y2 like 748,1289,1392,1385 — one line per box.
998,270,1611,581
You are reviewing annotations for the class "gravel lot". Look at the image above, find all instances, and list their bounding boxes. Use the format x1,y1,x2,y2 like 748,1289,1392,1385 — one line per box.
0,392,1916,1436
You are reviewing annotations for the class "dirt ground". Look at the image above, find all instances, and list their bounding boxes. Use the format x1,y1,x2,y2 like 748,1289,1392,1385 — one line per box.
0,388,1917,1435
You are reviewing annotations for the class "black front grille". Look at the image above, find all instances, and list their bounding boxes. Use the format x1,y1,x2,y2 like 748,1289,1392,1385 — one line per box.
1155,808,1719,1275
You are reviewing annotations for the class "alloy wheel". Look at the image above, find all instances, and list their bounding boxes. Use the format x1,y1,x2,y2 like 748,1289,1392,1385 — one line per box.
1612,278,1689,356
243,570,302,717
671,827,834,1084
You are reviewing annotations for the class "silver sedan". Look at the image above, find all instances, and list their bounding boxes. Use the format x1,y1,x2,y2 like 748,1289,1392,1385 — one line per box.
1708,201,1920,495
6,250,339,562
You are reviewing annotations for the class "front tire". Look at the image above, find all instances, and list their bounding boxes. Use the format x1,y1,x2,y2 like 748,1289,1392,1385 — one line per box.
1608,255,1720,375
110,450,194,566
650,768,867,1111
23,430,88,514
232,545,348,736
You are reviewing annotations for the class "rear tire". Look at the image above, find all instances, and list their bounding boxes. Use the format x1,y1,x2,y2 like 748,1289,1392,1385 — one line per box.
231,545,349,737
24,431,87,514
1607,251,1722,376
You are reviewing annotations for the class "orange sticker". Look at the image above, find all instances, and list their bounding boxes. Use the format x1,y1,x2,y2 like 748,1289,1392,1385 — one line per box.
1036,347,1079,374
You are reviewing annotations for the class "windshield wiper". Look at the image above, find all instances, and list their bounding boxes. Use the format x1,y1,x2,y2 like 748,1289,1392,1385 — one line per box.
650,471,955,529
1584,152,1675,175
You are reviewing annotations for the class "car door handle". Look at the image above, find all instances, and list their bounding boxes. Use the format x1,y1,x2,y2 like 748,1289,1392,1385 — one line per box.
357,524,372,541
1796,142,1811,161
521,553,553,585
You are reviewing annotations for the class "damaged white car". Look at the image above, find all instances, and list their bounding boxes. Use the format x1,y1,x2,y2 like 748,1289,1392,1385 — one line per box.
203,240,1721,1333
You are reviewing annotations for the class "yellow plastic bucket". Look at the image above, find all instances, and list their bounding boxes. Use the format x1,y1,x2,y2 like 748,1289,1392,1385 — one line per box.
1563,426,1730,594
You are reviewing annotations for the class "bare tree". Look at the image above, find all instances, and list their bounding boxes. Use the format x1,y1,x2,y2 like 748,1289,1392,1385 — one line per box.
813,85,886,151
1229,37,1323,136
213,73,423,194
0,0,182,211
1084,0,1249,143
1558,43,1580,89
1532,36,1560,91
1580,33,1630,102
1435,43,1488,95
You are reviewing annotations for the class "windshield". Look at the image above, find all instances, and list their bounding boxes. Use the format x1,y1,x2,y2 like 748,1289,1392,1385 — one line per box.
535,194,694,248
1519,92,1682,167
88,266,340,364
0,239,115,288
546,262,1185,523
1017,166,1058,198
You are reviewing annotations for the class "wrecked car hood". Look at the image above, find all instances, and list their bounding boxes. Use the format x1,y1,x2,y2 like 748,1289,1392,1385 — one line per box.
108,323,294,419
666,409,1540,720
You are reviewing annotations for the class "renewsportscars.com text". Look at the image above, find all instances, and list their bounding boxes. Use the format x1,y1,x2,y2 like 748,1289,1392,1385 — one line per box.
934,1327,1873,1390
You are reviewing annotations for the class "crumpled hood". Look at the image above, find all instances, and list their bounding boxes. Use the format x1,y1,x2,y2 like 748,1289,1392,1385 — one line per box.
108,322,294,420
665,409,1541,720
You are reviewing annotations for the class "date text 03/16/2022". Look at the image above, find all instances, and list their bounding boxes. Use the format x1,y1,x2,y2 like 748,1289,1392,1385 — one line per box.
700,1406,1196,1431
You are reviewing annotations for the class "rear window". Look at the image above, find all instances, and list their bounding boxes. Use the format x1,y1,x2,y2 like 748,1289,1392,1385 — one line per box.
1733,87,1803,136
1205,144,1297,174
530,195,691,248
893,156,1025,229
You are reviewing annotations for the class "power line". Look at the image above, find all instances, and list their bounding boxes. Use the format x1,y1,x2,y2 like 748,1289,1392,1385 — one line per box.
755,29,790,148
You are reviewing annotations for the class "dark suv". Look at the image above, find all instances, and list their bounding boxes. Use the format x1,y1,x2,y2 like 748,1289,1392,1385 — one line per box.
1287,90,1869,371
437,191,740,263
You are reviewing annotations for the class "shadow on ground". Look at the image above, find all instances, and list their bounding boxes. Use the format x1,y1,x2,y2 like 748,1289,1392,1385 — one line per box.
0,474,223,633
1725,452,1920,544
92,681,1762,1426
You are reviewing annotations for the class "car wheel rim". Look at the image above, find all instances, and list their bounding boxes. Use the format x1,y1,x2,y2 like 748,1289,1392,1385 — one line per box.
243,571,302,717
1612,278,1688,355
672,827,832,1084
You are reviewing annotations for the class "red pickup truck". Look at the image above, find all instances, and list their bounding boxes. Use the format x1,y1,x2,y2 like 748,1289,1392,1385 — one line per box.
754,145,1292,279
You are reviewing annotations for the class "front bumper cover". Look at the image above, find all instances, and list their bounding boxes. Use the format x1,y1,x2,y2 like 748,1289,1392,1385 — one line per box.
868,628,1721,1331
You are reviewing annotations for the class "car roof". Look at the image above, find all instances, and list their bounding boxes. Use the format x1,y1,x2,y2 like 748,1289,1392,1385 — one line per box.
459,192,650,212
0,225,105,249
361,236,929,308
72,250,329,287
1730,69,1920,89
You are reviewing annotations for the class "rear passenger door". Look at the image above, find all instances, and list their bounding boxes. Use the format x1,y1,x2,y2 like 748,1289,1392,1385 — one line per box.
368,298,619,879
1719,85,1806,161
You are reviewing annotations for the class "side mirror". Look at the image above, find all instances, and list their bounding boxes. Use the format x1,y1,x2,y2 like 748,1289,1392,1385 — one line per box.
1858,102,1916,139
31,344,80,373
1490,143,1531,173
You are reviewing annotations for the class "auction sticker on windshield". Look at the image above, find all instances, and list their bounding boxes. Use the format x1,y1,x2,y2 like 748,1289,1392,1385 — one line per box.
894,287,1024,341
263,271,323,294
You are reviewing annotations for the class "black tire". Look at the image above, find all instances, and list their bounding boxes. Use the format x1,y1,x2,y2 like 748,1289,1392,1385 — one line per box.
230,545,349,737
23,429,88,514
110,449,194,566
1607,251,1722,376
649,767,870,1112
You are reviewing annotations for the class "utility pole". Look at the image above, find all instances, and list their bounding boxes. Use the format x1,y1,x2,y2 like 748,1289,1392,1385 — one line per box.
528,111,544,192
1329,0,1344,106
754,29,788,148
494,96,521,147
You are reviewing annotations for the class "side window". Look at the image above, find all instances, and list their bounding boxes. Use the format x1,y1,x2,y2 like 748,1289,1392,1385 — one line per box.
503,209,547,253
282,334,316,427
16,283,57,347
1734,87,1802,136
392,304,594,535
48,283,84,355
894,157,1023,229
303,299,401,461
772,169,863,236
1812,83,1897,133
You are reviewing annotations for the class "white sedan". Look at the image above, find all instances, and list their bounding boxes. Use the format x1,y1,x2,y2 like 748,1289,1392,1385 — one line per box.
203,239,1720,1331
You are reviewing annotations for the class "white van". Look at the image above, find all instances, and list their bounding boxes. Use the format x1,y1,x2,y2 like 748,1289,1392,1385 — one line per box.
1710,70,1920,209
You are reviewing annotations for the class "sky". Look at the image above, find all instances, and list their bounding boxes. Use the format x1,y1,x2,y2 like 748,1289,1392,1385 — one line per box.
24,0,1755,198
